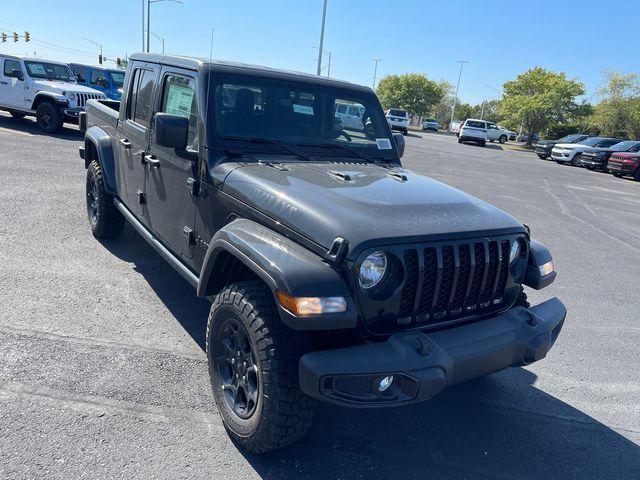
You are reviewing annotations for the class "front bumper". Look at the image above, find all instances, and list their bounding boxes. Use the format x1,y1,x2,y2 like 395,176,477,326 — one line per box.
607,162,636,174
62,107,84,119
299,298,566,407
551,151,571,162
581,157,606,168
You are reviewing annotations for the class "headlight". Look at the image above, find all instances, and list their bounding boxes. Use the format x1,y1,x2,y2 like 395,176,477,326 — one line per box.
359,252,387,289
68,92,76,101
509,240,521,264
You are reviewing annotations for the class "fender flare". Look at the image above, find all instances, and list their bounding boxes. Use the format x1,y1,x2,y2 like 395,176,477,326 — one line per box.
197,218,358,330
83,126,118,196
31,91,69,110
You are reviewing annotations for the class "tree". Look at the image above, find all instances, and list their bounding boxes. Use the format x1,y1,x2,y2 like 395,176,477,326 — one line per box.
589,71,640,138
470,99,502,124
376,73,444,117
499,67,585,146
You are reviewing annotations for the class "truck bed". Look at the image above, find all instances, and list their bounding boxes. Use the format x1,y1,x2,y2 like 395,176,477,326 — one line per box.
85,99,120,131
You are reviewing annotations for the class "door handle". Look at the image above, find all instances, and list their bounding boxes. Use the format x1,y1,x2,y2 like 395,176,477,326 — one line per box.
0,81,8,85
144,155,160,167
119,138,131,149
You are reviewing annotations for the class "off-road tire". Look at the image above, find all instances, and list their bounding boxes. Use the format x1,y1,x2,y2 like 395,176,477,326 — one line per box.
36,101,62,133
10,111,25,119
499,135,507,144
86,160,124,239
207,281,316,454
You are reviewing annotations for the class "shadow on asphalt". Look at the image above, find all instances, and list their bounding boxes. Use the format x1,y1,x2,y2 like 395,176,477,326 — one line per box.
100,224,640,479
0,114,83,142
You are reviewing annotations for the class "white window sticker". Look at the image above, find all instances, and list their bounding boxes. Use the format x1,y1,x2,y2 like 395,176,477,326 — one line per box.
376,138,392,150
28,64,46,75
166,84,194,117
293,104,314,115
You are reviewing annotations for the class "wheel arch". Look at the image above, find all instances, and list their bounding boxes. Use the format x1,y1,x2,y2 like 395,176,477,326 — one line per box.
83,126,118,196
31,92,68,111
197,218,358,330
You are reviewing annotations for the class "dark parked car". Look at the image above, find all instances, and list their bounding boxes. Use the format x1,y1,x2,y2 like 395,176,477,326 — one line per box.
580,140,640,171
607,152,640,181
534,133,590,159
79,53,565,454
517,133,539,143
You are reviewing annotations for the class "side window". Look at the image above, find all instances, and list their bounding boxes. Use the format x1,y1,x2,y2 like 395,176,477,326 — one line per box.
73,66,87,83
126,68,156,128
630,144,640,152
160,74,198,150
336,104,347,114
90,70,104,86
4,59,22,77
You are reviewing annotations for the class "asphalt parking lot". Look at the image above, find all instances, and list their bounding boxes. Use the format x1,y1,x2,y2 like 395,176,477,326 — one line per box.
0,115,639,479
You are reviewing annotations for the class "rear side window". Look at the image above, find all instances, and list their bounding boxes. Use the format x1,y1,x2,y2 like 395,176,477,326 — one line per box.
597,139,620,148
160,74,198,151
73,66,87,83
127,68,156,128
3,59,22,77
465,120,485,129
90,69,106,87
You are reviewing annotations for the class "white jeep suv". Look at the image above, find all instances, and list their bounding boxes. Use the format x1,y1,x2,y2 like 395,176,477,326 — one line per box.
0,54,105,133
386,108,409,135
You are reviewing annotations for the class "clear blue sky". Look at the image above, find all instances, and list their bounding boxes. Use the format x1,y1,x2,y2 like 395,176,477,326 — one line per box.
0,0,637,105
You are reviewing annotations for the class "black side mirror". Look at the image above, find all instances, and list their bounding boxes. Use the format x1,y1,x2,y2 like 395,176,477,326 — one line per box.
155,113,188,150
393,133,405,157
12,69,23,81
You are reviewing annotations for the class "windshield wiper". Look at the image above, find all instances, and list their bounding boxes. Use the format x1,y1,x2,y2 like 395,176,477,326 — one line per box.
298,142,393,165
221,136,314,162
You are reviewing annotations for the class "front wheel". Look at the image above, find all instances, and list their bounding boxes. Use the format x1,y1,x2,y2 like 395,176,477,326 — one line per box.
480,140,486,147
207,281,316,454
571,153,582,167
635,168,640,182
499,135,507,144
36,101,62,133
612,172,622,178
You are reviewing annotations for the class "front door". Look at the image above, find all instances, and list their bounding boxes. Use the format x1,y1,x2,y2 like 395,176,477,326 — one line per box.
116,65,159,219
144,70,199,259
0,59,27,110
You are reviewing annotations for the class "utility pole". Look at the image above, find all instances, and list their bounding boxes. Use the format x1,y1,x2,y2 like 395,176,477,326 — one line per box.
316,0,328,75
147,0,182,53
372,58,382,90
480,100,486,120
142,0,145,52
450,60,468,127
84,38,103,65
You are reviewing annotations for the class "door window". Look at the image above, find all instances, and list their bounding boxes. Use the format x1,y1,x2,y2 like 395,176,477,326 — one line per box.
126,69,156,128
73,66,87,82
90,70,107,88
3,59,22,78
160,74,198,151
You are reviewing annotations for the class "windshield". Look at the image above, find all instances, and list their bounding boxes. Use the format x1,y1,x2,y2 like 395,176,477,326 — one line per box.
424,118,437,123
608,140,638,150
108,70,125,87
388,109,407,117
579,137,604,147
212,75,396,159
559,134,586,143
25,61,75,82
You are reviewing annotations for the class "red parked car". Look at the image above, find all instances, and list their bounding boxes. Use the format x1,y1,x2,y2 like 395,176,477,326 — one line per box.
607,152,640,181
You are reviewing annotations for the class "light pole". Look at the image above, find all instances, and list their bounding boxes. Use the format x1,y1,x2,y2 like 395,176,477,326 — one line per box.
147,0,182,53
372,58,382,90
142,0,145,51
316,0,328,75
84,38,103,65
450,60,468,127
313,47,332,77
149,31,165,54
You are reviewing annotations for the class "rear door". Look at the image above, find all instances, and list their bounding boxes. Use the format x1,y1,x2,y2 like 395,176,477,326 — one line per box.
143,69,199,259
116,63,159,219
0,58,27,109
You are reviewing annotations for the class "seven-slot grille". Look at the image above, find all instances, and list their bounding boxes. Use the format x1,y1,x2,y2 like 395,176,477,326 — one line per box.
75,93,103,108
397,239,514,327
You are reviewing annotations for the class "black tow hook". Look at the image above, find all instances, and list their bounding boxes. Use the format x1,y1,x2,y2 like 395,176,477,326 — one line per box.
407,335,431,357
525,310,538,327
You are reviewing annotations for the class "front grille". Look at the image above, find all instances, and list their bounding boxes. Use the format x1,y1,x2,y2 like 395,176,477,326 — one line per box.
76,93,103,108
397,238,514,327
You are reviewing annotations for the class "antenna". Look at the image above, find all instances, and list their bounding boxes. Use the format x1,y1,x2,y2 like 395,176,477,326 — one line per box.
209,27,214,61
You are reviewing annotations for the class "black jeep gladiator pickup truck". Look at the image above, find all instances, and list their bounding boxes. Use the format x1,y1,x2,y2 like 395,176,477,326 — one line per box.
79,53,565,453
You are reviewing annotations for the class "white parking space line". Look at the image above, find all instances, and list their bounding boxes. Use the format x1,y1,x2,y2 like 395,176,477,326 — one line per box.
0,126,33,137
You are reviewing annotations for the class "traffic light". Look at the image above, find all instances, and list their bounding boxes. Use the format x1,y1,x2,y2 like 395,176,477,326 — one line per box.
98,54,103,65
116,57,122,67
24,31,30,42
13,32,18,42
1,33,6,43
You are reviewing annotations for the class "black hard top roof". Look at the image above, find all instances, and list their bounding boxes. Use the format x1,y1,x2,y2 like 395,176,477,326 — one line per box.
128,53,373,93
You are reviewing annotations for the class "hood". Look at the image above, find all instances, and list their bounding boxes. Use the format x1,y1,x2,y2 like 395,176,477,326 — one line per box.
554,143,584,149
222,160,524,256
32,79,103,95
536,140,556,146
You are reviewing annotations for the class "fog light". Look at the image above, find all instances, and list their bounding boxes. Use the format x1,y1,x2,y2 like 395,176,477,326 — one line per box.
378,375,394,392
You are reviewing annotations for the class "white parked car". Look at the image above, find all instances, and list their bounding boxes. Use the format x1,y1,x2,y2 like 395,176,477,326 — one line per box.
421,118,440,131
449,120,463,134
551,137,623,166
335,101,365,131
498,125,517,141
0,54,105,132
386,108,409,135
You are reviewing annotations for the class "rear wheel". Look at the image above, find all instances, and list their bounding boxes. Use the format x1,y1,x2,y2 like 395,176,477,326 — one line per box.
86,160,124,239
207,281,316,454
36,101,62,133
